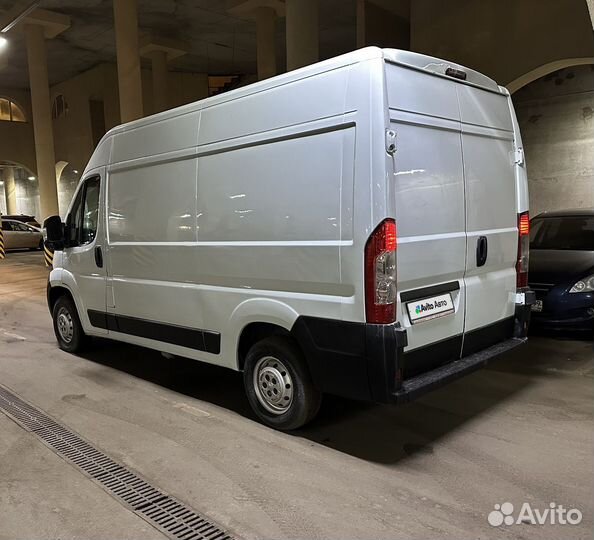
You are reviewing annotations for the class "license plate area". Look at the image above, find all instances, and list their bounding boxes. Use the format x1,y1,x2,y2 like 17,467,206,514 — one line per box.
406,293,455,324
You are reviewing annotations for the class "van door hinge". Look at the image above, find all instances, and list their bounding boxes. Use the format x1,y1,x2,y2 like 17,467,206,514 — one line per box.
514,148,524,165
385,129,397,155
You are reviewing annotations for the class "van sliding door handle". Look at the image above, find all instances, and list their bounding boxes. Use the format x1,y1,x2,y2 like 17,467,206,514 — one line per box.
476,236,488,267
94,246,103,268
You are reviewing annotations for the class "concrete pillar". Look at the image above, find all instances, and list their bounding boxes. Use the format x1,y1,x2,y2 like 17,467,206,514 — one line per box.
113,0,143,122
140,36,188,114
24,23,59,220
149,50,168,113
255,6,277,80
227,1,283,80
4,168,17,215
285,0,318,71
356,0,365,48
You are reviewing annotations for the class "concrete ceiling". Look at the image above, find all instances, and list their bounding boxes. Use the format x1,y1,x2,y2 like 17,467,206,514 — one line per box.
0,0,360,89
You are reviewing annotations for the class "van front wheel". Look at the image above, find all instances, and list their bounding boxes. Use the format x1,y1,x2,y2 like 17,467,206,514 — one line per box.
243,336,321,430
52,295,88,353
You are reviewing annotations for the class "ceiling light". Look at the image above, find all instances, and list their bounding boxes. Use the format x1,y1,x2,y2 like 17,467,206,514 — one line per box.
1,1,40,33
0,37,7,49
27,175,35,180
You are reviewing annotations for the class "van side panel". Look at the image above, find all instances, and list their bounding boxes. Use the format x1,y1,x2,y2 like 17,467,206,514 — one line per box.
196,128,353,244
385,63,467,356
105,68,358,369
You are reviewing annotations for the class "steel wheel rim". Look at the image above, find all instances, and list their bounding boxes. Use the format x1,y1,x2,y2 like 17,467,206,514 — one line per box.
56,307,74,343
253,356,294,415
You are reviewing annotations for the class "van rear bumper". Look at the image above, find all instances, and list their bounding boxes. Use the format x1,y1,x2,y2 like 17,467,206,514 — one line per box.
290,296,534,404
392,336,526,403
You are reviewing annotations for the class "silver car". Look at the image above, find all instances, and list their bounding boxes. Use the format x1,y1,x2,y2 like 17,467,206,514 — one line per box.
1,218,44,250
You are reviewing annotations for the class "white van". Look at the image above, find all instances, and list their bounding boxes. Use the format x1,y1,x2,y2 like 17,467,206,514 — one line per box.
45,47,535,430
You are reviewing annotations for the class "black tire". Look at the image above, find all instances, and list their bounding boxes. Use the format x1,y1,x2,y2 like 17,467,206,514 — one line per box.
243,336,321,430
38,238,44,251
52,295,88,353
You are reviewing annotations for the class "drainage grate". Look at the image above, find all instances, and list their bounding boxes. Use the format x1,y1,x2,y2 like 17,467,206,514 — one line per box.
0,385,235,540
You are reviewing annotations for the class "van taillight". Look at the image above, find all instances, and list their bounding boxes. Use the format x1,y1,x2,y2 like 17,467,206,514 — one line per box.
516,211,530,288
365,219,397,324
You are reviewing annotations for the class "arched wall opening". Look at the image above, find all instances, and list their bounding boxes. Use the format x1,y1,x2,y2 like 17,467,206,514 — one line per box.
0,162,41,218
511,62,594,216
56,161,81,218
507,58,594,94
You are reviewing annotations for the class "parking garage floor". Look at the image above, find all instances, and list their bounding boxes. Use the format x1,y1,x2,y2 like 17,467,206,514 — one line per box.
0,251,592,540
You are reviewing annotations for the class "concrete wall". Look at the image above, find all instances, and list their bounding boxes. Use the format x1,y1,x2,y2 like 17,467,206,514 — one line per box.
0,166,41,218
410,0,594,86
361,0,410,50
49,63,208,214
513,64,594,215
0,88,37,175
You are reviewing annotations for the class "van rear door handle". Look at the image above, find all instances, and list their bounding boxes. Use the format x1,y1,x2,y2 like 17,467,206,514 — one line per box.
476,236,488,267
95,246,103,268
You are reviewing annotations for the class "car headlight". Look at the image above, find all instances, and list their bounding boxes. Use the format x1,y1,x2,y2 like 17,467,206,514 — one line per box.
569,274,594,293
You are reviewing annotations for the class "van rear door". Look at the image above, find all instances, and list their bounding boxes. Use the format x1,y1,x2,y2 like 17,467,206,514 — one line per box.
456,85,518,353
385,60,467,375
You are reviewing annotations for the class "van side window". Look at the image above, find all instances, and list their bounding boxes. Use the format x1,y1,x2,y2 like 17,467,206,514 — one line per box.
66,188,84,245
65,176,100,246
81,178,100,244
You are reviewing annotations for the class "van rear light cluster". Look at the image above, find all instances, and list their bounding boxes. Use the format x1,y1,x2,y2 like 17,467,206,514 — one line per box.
365,219,397,324
516,211,530,288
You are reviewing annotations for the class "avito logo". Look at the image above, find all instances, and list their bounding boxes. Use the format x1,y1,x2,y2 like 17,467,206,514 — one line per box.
487,502,583,527
415,299,448,315
415,302,433,315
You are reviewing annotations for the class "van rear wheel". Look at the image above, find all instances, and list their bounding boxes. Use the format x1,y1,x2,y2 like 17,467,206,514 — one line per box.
52,295,88,353
243,336,321,431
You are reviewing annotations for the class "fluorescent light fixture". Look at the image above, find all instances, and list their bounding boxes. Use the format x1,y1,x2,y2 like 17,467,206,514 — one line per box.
27,175,35,180
1,1,40,33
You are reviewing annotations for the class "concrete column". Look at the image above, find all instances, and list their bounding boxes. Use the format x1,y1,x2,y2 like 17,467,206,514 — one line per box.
356,0,365,48
4,168,17,215
149,50,168,113
140,36,187,114
113,0,143,122
24,23,59,220
255,6,276,80
285,0,318,71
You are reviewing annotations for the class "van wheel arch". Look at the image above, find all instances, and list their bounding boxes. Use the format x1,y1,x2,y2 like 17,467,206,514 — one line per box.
238,322,295,371
48,285,75,313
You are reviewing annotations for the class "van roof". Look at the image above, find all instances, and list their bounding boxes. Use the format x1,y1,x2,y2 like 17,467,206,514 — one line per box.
103,47,502,140
382,49,501,93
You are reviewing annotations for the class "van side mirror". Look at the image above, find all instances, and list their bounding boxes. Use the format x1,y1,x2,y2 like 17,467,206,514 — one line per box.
43,215,65,251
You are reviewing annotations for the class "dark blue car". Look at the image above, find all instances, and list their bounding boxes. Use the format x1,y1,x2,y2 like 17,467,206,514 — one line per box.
528,209,594,335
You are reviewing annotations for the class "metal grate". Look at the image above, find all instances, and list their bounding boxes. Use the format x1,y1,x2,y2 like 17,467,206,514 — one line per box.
0,385,235,540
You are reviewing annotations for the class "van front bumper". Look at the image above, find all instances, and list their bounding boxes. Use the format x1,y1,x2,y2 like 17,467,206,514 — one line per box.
290,292,535,404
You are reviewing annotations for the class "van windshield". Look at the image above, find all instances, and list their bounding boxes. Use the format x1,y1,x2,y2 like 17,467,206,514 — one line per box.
530,216,594,251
